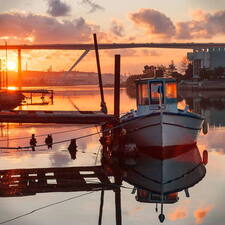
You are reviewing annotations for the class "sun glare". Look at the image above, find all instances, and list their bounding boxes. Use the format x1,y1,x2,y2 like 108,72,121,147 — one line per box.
7,86,17,90
7,61,17,71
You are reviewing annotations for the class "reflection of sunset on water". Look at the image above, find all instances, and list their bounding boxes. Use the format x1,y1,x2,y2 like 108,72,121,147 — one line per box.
0,85,224,224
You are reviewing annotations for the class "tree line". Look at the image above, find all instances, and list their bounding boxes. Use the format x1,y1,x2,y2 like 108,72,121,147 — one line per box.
126,59,225,88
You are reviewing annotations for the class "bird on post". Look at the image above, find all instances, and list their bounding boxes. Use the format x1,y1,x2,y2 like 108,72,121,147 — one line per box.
68,139,78,160
45,134,53,149
30,134,37,151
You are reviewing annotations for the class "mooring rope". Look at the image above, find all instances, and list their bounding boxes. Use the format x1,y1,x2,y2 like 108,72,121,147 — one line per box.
0,125,96,142
0,113,150,151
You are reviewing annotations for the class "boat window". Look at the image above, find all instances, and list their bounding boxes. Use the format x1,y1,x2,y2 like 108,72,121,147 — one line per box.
137,83,149,105
150,82,163,104
166,82,177,99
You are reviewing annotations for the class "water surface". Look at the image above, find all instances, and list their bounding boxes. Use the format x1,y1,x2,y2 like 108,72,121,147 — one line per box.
0,86,224,225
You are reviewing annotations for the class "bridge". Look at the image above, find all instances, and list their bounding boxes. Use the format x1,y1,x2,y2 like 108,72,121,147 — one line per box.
1,42,225,50
1,42,225,85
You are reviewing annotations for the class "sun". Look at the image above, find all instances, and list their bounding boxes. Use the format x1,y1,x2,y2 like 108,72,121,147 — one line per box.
7,61,17,71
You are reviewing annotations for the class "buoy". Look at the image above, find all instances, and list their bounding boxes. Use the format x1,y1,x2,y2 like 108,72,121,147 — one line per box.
203,150,208,165
45,134,53,149
202,120,208,135
30,134,37,151
68,139,78,160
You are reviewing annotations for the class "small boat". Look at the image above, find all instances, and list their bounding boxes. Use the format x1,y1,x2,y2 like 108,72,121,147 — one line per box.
0,90,24,110
121,77,204,147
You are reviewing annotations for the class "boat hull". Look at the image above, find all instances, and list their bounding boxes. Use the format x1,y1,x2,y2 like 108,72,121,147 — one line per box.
121,112,204,147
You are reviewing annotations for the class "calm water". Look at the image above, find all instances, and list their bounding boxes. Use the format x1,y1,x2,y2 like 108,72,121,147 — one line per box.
0,86,224,225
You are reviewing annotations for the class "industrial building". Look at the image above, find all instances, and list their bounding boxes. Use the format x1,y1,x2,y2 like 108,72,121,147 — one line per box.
187,48,225,78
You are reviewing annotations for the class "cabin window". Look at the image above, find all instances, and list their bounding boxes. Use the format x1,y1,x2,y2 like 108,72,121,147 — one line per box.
137,83,149,105
150,82,163,104
165,82,177,99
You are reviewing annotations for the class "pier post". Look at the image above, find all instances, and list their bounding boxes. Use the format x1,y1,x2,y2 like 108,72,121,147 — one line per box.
18,49,22,90
115,187,122,225
114,55,121,120
98,190,104,225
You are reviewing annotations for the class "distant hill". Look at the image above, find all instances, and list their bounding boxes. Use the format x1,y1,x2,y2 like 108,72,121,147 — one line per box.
6,71,127,86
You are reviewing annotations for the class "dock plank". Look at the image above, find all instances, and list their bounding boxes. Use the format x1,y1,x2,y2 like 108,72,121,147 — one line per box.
0,166,115,197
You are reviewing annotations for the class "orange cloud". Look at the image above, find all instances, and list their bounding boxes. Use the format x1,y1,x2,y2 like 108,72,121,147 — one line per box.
129,8,225,41
194,205,213,224
129,8,176,38
125,206,142,216
168,207,188,221
0,11,109,44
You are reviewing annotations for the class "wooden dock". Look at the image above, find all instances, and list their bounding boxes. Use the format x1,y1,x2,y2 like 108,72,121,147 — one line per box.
0,165,123,225
0,110,114,124
0,166,115,197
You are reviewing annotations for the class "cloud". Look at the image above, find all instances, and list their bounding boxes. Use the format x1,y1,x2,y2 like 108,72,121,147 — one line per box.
81,0,104,13
168,208,188,221
47,0,71,17
123,206,142,216
129,8,176,38
110,19,125,37
194,205,213,224
0,11,101,43
129,8,225,41
176,10,225,39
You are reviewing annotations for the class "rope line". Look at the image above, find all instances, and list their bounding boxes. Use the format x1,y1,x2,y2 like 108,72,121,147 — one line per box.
0,125,96,142
0,191,95,225
0,182,132,224
0,113,150,150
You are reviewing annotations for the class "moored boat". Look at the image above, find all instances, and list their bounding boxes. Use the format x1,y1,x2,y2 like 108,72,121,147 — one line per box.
121,77,204,147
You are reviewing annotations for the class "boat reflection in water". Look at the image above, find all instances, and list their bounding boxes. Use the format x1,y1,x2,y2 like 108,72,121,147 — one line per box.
115,143,207,223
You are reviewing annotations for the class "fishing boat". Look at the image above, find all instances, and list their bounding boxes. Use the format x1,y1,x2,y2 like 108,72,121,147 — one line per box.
120,77,205,147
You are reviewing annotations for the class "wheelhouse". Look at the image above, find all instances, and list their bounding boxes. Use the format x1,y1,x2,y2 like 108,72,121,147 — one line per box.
135,78,177,114
136,78,177,106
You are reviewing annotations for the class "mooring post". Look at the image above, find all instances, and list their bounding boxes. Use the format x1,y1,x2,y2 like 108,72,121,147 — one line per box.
113,54,123,154
98,190,105,225
114,55,121,120
93,33,107,114
18,48,22,90
115,187,122,225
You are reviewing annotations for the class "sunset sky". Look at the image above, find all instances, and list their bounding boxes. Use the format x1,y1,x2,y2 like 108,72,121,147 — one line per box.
1,0,225,73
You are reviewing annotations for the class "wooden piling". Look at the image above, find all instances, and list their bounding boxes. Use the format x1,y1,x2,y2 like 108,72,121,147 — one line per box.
115,187,122,225
98,190,105,225
114,55,121,120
